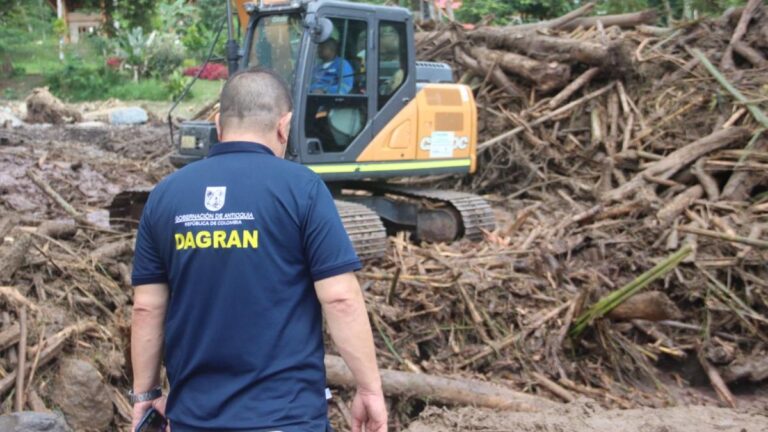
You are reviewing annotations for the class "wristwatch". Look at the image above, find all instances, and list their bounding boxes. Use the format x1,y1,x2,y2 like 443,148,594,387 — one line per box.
128,386,162,404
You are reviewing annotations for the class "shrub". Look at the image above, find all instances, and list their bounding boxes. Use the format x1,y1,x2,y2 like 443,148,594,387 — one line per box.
182,23,225,62
183,63,228,80
165,70,193,101
114,27,151,81
45,58,122,101
146,33,186,78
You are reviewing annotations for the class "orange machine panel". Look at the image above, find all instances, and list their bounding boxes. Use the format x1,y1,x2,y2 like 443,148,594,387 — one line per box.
356,84,478,173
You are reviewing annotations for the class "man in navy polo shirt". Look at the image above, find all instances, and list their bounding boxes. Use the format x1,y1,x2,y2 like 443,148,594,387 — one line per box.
130,68,387,432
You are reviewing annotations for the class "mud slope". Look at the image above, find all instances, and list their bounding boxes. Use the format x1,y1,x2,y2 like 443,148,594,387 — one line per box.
406,404,768,432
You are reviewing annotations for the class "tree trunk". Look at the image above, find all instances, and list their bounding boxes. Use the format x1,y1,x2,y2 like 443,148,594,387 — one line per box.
468,46,571,92
324,355,557,412
469,29,629,70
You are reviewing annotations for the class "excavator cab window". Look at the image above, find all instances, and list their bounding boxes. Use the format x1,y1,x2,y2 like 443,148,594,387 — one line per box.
378,21,408,110
246,14,303,85
305,18,368,153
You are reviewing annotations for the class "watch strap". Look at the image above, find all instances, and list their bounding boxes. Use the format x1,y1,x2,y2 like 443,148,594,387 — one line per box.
129,386,162,404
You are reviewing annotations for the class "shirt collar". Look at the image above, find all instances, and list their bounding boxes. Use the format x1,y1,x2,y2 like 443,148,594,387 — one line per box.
207,141,275,157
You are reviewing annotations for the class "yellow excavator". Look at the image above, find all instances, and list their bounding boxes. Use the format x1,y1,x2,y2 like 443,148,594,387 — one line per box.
110,0,495,259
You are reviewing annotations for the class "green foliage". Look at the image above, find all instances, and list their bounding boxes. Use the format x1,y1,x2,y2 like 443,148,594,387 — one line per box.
146,33,186,78
44,58,122,101
595,0,746,18
116,0,158,32
45,56,173,102
164,70,192,101
158,0,199,33
182,23,225,62
53,18,67,38
196,0,227,32
114,27,152,80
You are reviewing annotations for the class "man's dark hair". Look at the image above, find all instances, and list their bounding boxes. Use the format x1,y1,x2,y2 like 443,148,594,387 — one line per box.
219,67,293,133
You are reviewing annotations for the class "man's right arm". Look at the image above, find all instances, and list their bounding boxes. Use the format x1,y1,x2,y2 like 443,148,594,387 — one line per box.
316,273,381,392
315,273,387,432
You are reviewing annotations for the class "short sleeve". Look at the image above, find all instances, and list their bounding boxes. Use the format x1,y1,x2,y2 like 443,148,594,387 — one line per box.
131,202,167,286
302,179,362,281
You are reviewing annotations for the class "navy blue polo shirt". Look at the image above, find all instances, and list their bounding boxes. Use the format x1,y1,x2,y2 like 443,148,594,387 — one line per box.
132,141,361,431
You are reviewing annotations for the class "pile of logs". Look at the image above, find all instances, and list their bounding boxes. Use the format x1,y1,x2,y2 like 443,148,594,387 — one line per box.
395,0,768,411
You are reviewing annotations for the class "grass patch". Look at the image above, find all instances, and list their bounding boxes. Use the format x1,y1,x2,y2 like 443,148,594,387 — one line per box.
8,35,101,75
109,80,171,101
187,79,222,102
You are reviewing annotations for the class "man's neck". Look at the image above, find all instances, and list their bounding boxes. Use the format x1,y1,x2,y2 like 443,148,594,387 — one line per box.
219,134,282,158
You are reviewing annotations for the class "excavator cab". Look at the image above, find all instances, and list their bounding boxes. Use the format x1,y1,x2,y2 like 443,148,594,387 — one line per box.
113,0,495,260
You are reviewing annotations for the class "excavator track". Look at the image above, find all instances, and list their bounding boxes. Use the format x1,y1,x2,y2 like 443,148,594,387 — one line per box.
369,185,496,241
108,188,152,223
335,200,388,260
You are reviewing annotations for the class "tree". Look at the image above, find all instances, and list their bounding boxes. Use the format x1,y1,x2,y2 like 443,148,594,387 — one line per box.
117,0,158,31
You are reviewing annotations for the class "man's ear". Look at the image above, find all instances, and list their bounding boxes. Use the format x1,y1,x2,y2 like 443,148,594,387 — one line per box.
278,112,293,143
214,113,222,141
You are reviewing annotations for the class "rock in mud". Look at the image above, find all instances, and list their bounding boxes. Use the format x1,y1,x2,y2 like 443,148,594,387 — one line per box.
50,358,114,431
0,107,23,128
0,411,71,432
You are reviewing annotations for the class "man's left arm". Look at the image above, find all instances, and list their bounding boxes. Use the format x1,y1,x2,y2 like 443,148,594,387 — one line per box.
130,195,170,428
131,283,169,429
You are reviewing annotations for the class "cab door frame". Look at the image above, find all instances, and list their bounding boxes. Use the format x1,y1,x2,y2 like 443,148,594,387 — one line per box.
294,5,375,164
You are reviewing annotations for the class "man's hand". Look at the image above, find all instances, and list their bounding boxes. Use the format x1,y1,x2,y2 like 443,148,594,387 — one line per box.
130,396,167,431
351,389,387,432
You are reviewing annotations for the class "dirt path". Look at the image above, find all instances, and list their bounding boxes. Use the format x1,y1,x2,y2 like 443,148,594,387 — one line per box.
406,403,768,432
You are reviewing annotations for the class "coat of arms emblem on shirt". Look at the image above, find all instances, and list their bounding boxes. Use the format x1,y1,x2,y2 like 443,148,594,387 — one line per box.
204,186,226,212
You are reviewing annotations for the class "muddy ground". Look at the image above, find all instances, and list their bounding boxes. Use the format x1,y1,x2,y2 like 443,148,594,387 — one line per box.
407,403,768,432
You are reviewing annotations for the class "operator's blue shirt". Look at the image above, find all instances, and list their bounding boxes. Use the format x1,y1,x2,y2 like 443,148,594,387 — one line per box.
309,57,354,94
132,141,361,431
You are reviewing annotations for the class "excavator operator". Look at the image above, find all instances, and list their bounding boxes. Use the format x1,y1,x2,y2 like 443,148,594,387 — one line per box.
310,38,355,94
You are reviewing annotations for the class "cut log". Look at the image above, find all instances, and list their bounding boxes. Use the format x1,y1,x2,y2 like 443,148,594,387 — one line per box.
507,3,596,32
454,47,525,99
324,355,557,412
607,291,682,322
603,127,751,202
558,9,659,31
469,29,628,69
468,46,571,92
510,9,658,32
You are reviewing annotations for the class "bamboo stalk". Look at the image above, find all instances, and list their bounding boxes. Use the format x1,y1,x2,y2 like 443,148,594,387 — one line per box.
678,226,768,249
569,246,693,338
690,48,768,129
